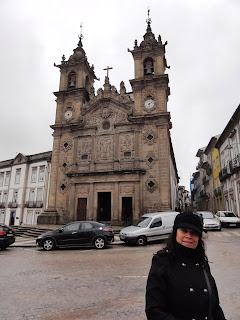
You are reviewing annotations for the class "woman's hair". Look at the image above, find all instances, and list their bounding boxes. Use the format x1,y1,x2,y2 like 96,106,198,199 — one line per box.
165,228,208,263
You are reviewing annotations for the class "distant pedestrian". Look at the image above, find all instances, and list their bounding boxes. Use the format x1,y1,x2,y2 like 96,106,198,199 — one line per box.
199,213,204,225
146,211,226,320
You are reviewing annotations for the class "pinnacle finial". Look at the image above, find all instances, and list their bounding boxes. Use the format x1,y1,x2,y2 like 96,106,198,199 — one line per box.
146,6,152,29
78,22,84,47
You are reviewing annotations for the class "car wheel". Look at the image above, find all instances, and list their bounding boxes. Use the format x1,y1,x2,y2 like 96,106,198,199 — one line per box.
94,237,106,249
137,236,147,246
42,238,56,251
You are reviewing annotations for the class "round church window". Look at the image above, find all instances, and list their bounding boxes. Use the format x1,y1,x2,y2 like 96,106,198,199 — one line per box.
102,121,110,130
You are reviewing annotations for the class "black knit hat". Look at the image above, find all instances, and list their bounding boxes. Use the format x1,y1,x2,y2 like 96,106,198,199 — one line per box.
173,212,203,236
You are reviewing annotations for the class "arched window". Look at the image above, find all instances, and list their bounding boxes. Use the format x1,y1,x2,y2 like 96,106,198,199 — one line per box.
144,58,154,76
68,72,76,88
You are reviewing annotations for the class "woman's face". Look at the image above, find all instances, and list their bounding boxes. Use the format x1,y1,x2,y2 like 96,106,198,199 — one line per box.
176,228,199,249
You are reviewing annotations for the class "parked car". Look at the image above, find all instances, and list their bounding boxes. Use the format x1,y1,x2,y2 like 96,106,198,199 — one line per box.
197,211,221,231
0,223,15,250
36,221,114,251
215,211,240,227
119,211,179,246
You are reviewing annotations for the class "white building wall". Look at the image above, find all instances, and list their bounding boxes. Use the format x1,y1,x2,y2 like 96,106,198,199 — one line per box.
0,152,51,226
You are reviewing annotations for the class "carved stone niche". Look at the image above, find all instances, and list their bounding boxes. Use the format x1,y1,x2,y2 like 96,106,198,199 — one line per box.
77,137,92,162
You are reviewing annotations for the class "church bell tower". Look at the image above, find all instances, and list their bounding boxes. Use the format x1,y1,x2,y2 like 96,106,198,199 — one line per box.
38,33,98,225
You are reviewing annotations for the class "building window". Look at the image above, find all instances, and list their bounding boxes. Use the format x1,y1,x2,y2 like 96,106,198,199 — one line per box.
0,172,4,187
216,156,219,168
0,210,5,223
15,169,21,184
31,167,37,183
102,121,110,130
2,192,7,204
5,172,10,186
38,166,45,182
124,151,131,157
13,191,18,203
36,189,43,202
29,189,35,202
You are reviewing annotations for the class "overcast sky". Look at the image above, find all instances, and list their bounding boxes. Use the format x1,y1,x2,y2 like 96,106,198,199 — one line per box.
0,0,239,190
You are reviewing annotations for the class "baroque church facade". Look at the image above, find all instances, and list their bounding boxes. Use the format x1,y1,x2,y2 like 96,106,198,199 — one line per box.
38,19,179,225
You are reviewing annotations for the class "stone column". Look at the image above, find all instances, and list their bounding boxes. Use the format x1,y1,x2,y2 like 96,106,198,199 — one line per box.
89,183,94,220
112,182,119,224
69,182,76,220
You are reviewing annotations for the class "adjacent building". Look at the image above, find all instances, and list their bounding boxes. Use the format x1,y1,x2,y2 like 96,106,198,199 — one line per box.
216,105,240,215
192,104,240,217
0,152,51,225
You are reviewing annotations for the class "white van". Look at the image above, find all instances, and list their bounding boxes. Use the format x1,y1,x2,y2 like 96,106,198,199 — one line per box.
119,211,179,246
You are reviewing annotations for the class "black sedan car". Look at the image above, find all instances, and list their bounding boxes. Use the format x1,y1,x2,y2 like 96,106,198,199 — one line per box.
0,223,15,250
36,221,114,251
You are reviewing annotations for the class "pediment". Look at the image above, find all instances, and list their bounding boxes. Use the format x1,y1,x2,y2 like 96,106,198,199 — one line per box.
12,153,28,165
83,98,133,128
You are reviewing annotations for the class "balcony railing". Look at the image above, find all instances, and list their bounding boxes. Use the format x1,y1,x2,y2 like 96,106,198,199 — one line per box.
8,202,17,208
25,201,43,208
0,202,6,208
229,156,240,174
219,166,230,182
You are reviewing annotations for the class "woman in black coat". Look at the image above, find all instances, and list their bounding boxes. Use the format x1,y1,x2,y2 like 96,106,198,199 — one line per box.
145,212,226,320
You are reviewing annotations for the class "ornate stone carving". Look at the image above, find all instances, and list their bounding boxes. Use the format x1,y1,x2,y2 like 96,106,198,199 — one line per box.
77,137,92,161
101,106,112,119
76,184,90,195
95,183,114,191
143,129,158,145
96,136,114,160
146,177,158,193
60,138,73,152
120,134,135,159
60,158,70,172
146,151,157,167
120,184,135,194
59,180,69,194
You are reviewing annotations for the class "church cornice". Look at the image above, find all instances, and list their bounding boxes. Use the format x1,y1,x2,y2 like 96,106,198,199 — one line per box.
128,112,171,124
53,87,89,98
66,168,146,178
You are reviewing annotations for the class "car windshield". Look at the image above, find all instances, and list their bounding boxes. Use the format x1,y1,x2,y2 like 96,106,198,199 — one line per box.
222,212,236,217
201,212,214,219
132,217,152,227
